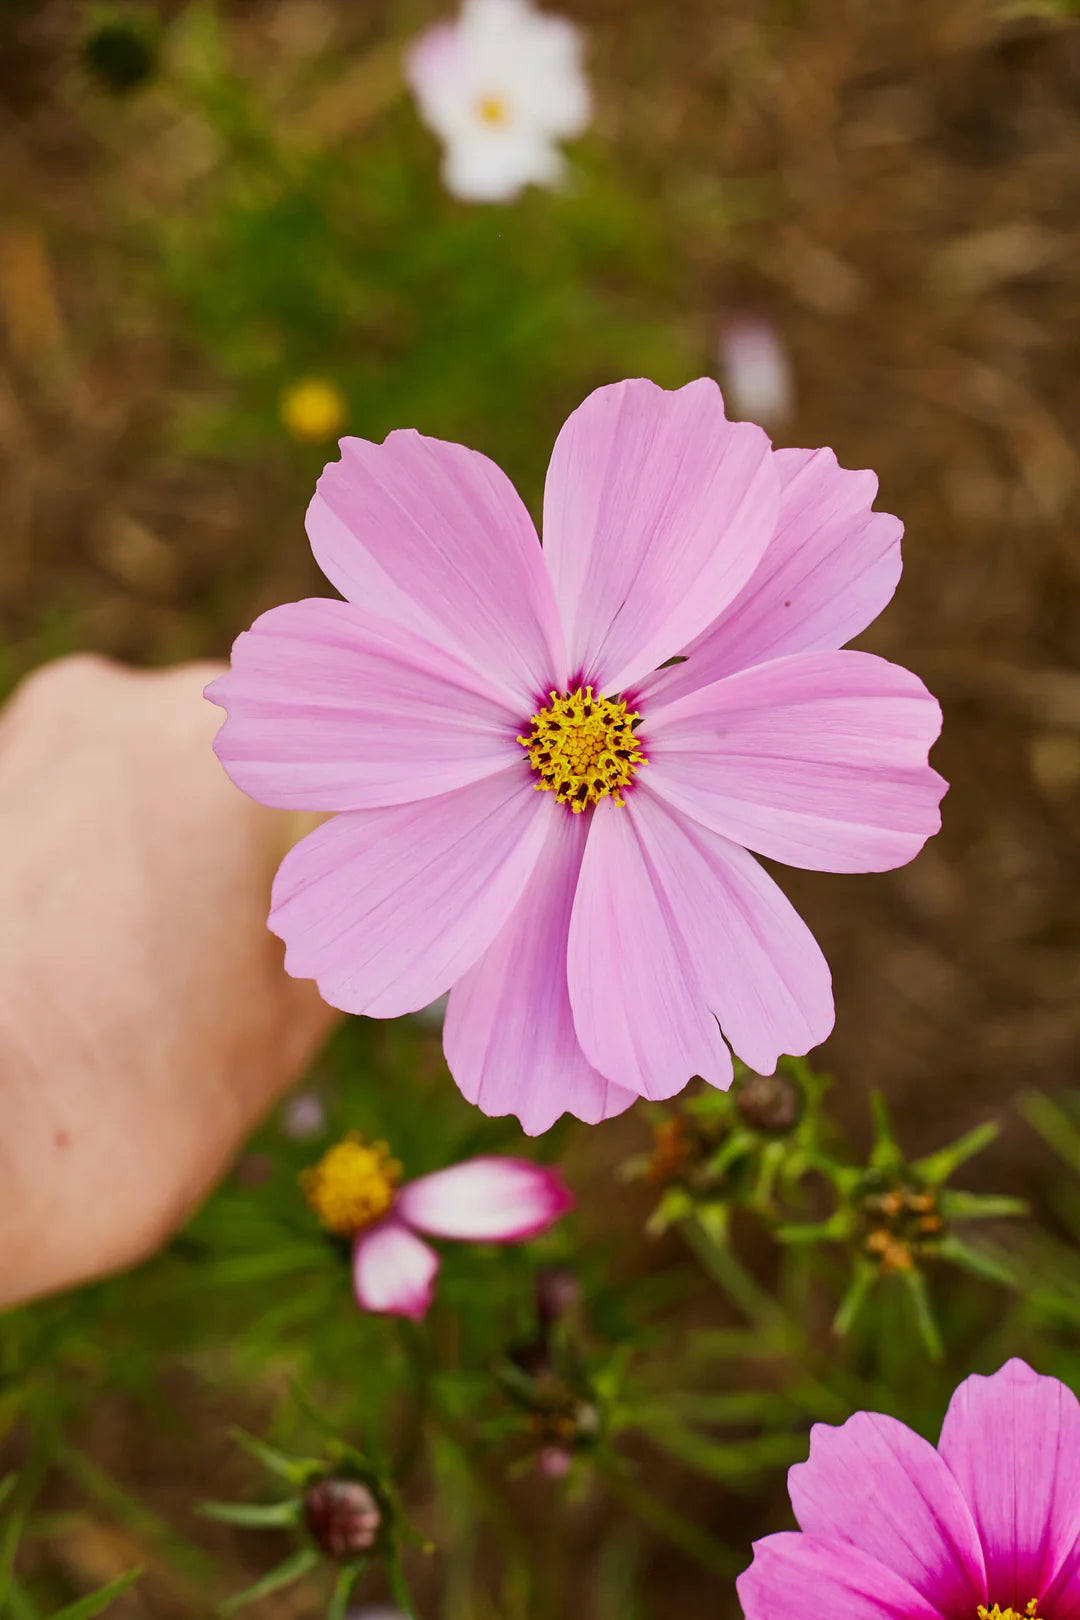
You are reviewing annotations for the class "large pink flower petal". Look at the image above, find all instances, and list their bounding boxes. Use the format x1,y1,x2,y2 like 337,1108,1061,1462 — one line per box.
643,650,946,874
738,1533,947,1620
541,378,779,694
566,795,734,1101
269,766,552,1017
938,1359,1080,1609
638,446,903,706
308,430,566,709
206,598,523,811
397,1157,573,1242
568,789,833,1094
352,1220,439,1319
789,1412,987,1613
444,807,637,1134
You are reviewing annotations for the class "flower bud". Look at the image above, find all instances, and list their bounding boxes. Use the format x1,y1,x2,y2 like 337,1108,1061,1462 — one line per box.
735,1071,802,1135
303,1478,382,1560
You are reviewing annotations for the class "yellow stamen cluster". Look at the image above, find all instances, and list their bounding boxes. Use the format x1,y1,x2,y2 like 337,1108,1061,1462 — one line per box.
300,1133,402,1236
518,686,646,813
476,93,511,127
978,1602,1044,1620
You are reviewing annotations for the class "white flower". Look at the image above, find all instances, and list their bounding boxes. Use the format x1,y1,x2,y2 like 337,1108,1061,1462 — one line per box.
406,0,591,203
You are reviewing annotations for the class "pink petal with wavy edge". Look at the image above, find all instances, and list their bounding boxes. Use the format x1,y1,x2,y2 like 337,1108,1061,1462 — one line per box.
352,1220,439,1319
939,1359,1080,1609
269,766,551,1018
308,429,566,709
397,1157,573,1242
206,598,523,811
789,1411,987,1613
566,796,733,1100
541,378,779,694
737,1533,947,1620
639,446,903,707
444,807,636,1134
626,789,832,1075
643,650,946,874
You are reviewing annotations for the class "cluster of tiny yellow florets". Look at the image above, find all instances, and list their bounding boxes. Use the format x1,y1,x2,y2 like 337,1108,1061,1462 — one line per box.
300,1133,402,1236
518,686,646,813
978,1601,1044,1620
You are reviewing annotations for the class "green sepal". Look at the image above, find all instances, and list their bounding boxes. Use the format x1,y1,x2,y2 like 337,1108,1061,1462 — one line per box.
914,1121,999,1186
198,1498,302,1529
901,1266,944,1361
220,1546,321,1614
833,1258,877,1336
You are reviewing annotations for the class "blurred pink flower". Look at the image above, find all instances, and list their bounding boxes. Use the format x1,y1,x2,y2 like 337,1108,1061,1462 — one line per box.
301,1135,572,1319
739,1359,1080,1620
405,0,590,202
720,315,795,429
207,376,946,1134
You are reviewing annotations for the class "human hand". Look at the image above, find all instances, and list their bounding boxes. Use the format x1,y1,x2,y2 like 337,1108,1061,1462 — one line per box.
0,655,338,1306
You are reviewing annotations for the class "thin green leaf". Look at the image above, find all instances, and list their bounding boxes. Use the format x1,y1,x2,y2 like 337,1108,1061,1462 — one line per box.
0,1476,18,1514
48,1567,143,1620
198,1499,301,1529
1018,1092,1080,1177
220,1546,320,1615
228,1429,321,1487
325,1563,361,1620
902,1267,944,1361
938,1234,1018,1288
938,1190,1029,1221
0,1509,26,1602
914,1121,999,1186
833,1259,877,1337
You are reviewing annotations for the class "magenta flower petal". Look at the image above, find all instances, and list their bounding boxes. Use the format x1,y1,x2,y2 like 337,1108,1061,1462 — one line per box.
206,598,524,811
738,1532,947,1620
269,768,552,1017
566,795,734,1100
444,808,636,1134
639,445,902,707
938,1358,1080,1608
789,1411,987,1613
541,378,779,693
644,649,946,874
308,429,567,707
568,789,832,1091
352,1220,439,1319
397,1157,573,1242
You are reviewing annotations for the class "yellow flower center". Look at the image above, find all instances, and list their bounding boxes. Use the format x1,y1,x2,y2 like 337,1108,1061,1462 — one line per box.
476,93,511,127
518,686,647,813
979,1603,1044,1620
279,377,348,443
300,1133,402,1236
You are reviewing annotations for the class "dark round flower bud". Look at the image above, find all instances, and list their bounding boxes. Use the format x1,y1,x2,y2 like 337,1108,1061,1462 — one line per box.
303,1478,381,1560
735,1071,802,1135
83,21,157,95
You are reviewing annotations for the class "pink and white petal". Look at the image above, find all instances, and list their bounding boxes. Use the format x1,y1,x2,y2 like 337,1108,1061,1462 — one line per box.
269,766,552,1018
308,429,566,709
567,796,735,1101
206,598,523,811
644,650,946,874
444,807,637,1134
541,378,780,694
397,1157,573,1242
789,1412,986,1613
622,789,833,1076
738,1533,948,1620
939,1359,1080,1607
638,446,903,707
352,1220,439,1319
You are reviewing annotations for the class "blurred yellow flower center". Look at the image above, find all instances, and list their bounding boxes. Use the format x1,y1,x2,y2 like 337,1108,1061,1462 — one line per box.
476,93,511,127
279,377,348,444
300,1133,402,1235
978,1604,1043,1620
518,686,646,813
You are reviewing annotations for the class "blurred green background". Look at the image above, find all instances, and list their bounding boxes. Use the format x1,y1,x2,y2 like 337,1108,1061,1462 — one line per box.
5,0,1080,1616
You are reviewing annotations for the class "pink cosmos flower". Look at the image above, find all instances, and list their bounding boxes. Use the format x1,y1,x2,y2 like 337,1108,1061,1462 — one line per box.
739,1359,1080,1620
207,377,946,1135
301,1135,572,1319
